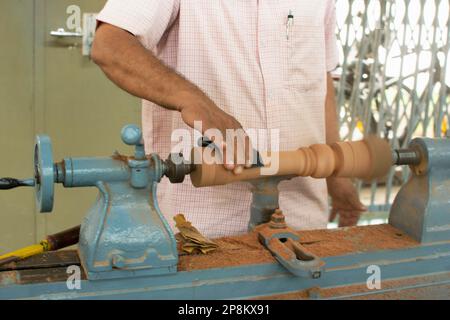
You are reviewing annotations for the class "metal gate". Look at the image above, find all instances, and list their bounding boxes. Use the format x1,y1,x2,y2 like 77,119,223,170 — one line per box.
333,0,450,218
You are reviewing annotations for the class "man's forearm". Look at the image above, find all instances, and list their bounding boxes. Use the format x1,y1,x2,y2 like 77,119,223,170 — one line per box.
325,73,342,184
325,73,340,145
91,23,251,173
325,73,366,225
91,23,210,112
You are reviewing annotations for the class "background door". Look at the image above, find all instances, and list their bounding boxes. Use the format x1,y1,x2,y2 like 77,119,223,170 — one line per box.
0,0,140,251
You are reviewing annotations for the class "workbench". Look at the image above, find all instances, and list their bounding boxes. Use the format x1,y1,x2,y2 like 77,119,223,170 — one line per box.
2,224,450,300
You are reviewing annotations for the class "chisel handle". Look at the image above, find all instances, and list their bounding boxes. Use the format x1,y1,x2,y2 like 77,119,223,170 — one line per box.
46,225,81,250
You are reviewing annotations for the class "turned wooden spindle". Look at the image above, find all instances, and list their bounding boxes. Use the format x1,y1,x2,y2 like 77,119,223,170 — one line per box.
190,136,393,188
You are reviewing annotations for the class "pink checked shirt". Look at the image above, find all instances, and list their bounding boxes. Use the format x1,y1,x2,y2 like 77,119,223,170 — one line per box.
97,0,339,238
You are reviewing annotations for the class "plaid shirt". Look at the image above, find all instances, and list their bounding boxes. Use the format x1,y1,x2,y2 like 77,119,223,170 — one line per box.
97,0,339,238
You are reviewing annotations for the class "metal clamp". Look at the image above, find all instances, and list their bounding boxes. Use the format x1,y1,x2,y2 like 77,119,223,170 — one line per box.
257,210,324,278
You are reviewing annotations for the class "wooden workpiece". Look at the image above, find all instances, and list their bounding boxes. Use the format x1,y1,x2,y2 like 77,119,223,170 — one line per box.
190,136,393,187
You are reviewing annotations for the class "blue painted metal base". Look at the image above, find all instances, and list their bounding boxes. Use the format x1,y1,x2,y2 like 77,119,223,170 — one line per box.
2,237,450,299
78,180,178,280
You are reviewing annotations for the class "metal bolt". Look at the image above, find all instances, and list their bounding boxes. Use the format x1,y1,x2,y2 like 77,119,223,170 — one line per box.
269,209,287,229
112,255,126,269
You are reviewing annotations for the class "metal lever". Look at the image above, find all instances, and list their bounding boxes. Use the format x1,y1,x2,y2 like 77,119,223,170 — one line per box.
0,178,34,190
50,28,82,38
257,210,324,278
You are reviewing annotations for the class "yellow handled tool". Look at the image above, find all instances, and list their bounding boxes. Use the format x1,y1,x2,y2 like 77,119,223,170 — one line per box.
0,225,80,266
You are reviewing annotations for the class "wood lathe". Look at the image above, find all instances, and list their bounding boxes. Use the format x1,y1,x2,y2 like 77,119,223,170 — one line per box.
0,124,449,299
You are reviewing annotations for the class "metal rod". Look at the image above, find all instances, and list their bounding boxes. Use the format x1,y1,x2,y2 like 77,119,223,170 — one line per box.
393,149,421,166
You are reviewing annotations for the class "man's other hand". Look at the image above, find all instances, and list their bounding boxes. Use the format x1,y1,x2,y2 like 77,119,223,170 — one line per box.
327,177,367,227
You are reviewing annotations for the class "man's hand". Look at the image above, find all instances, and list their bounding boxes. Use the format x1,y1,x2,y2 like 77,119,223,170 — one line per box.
181,101,253,174
323,73,366,227
327,177,367,227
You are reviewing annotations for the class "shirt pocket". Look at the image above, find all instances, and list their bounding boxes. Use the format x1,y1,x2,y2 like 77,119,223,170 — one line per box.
284,15,327,94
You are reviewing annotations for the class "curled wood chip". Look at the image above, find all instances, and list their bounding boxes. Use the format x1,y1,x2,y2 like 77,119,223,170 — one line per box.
174,214,219,255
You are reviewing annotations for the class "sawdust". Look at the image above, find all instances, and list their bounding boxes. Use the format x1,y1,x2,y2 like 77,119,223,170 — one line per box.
178,224,418,271
260,272,450,300
256,290,310,300
177,232,274,271
297,224,417,257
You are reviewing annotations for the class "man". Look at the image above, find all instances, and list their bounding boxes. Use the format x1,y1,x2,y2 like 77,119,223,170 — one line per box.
92,0,366,238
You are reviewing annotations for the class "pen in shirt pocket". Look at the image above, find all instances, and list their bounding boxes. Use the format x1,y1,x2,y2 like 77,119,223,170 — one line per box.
286,10,294,40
